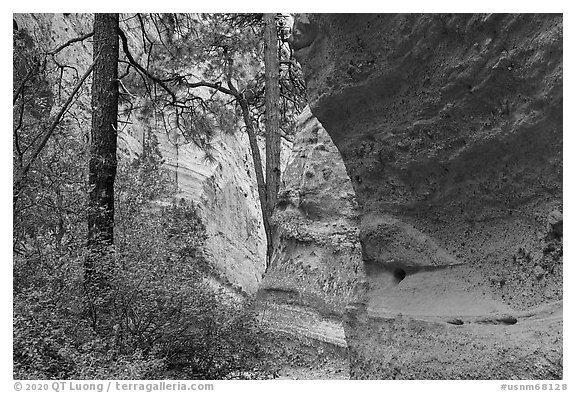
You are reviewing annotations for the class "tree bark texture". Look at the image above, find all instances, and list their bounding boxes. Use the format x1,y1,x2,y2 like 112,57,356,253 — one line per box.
87,13,119,252
238,96,272,270
263,13,281,269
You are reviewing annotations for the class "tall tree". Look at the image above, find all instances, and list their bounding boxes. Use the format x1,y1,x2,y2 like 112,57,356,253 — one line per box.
87,13,119,267
114,14,306,272
263,13,281,268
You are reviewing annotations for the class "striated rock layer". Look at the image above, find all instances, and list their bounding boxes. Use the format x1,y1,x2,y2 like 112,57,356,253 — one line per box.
294,14,562,379
121,128,267,294
262,106,363,314
258,107,364,376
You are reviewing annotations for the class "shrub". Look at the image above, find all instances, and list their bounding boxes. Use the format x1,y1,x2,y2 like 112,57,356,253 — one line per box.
14,149,268,379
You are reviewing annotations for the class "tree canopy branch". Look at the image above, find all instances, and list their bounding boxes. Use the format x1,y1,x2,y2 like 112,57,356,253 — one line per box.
118,27,179,105
184,81,237,98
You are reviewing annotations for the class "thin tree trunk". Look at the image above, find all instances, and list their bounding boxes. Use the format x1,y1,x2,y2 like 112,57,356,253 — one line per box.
264,13,281,269
87,13,119,276
238,96,271,268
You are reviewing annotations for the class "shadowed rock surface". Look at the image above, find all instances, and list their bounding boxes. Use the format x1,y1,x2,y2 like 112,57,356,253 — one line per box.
294,13,562,379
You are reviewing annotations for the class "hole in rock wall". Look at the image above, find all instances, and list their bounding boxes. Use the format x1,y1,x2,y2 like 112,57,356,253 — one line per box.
393,268,407,284
495,316,518,325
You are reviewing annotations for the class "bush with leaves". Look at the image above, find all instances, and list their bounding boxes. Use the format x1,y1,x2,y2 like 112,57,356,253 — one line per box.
14,140,270,380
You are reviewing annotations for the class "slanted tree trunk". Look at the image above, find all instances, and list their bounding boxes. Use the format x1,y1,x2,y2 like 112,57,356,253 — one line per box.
238,96,272,269
263,13,281,269
86,13,119,281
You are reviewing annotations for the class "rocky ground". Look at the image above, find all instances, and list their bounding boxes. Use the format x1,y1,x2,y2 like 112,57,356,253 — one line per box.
257,311,350,380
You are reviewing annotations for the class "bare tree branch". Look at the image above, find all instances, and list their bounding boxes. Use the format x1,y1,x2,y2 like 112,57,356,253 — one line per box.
14,61,95,204
47,32,94,56
184,81,237,98
13,88,26,168
13,66,37,105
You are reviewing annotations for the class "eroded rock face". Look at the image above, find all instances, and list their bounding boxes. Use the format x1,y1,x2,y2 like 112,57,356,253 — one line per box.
258,107,364,374
294,14,562,379
121,129,267,294
261,106,364,313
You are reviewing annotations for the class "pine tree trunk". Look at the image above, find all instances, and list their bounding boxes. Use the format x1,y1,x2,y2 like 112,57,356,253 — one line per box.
87,13,119,264
263,13,281,269
238,97,272,270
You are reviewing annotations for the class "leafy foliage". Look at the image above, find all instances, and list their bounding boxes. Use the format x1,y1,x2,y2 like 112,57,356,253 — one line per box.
14,147,269,379
13,26,90,257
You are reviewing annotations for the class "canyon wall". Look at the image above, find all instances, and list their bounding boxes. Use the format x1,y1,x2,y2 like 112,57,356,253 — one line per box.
294,13,563,379
120,127,267,294
257,106,364,378
261,106,363,314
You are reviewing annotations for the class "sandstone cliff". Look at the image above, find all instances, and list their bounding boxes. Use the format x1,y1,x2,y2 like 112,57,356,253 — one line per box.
294,13,562,379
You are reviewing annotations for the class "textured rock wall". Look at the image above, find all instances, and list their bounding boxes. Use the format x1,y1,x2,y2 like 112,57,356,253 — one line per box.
257,107,364,376
294,13,562,379
261,106,364,314
121,127,267,294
